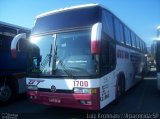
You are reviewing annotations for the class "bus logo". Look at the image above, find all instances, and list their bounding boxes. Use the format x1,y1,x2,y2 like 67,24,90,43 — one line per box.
51,85,56,92
28,80,44,86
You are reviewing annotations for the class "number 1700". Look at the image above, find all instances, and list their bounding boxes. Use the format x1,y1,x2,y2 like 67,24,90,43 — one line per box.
73,81,88,87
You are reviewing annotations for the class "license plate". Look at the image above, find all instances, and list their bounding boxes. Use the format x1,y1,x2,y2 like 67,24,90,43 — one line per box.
49,98,61,103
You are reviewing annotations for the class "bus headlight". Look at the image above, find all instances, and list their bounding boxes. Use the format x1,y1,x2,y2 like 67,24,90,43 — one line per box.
27,85,38,91
74,88,97,94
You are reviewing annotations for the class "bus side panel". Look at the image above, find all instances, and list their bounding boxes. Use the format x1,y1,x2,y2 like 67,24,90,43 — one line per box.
99,45,132,109
116,45,143,91
99,45,145,109
116,46,132,91
99,71,116,109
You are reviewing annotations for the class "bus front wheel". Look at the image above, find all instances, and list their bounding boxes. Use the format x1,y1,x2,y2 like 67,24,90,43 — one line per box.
0,84,12,103
0,78,16,104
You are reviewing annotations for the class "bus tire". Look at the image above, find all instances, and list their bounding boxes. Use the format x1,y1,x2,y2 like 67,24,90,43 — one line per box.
114,74,125,104
0,77,17,104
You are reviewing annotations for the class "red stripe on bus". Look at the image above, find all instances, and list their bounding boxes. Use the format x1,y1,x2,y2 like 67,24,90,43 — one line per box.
91,40,101,54
27,88,100,110
11,49,17,58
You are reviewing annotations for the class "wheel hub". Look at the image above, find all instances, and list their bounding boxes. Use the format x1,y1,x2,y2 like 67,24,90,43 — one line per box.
0,85,12,102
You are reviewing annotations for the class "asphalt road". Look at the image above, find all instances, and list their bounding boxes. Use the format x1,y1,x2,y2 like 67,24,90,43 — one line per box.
0,68,160,119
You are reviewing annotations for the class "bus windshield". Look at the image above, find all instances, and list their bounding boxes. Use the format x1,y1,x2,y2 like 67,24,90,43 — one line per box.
28,30,99,77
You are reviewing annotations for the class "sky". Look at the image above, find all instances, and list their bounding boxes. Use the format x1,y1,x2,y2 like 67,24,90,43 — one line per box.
0,0,160,46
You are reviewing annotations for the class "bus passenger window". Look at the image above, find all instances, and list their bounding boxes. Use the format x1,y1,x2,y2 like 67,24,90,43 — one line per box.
114,18,124,43
102,10,114,39
101,33,116,74
124,27,131,46
131,32,136,48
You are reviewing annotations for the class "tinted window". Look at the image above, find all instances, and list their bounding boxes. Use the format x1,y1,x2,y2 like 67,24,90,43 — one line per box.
0,26,17,36
131,32,136,47
101,32,116,74
32,6,101,34
56,30,99,76
114,18,124,43
102,10,114,39
142,41,144,51
136,37,140,49
29,30,99,77
139,40,142,50
0,35,12,51
124,27,131,46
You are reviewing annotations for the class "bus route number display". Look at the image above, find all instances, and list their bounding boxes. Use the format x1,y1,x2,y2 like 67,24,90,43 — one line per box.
73,81,88,87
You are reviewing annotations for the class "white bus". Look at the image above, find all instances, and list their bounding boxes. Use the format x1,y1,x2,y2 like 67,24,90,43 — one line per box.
11,4,147,110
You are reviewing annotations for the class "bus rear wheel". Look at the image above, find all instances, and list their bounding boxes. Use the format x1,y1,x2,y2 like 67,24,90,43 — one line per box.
114,76,125,104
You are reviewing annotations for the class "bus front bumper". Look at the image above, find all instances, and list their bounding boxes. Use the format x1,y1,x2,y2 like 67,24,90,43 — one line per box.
27,91,100,110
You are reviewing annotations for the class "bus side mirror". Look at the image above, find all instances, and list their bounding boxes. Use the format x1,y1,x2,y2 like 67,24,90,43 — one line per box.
91,22,102,54
11,33,26,58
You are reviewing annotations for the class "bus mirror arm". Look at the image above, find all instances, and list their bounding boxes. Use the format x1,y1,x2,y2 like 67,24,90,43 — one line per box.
91,22,102,54
11,33,26,58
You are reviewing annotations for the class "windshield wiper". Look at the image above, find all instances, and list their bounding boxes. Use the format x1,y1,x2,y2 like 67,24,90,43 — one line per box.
52,47,76,79
48,44,52,67
56,56,76,79
51,34,76,79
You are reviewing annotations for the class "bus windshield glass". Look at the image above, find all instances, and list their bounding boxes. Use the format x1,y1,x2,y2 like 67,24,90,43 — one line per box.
28,30,99,77
32,6,100,34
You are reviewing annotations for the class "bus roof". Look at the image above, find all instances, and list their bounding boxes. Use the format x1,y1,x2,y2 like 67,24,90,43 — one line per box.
36,3,102,18
0,21,30,31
